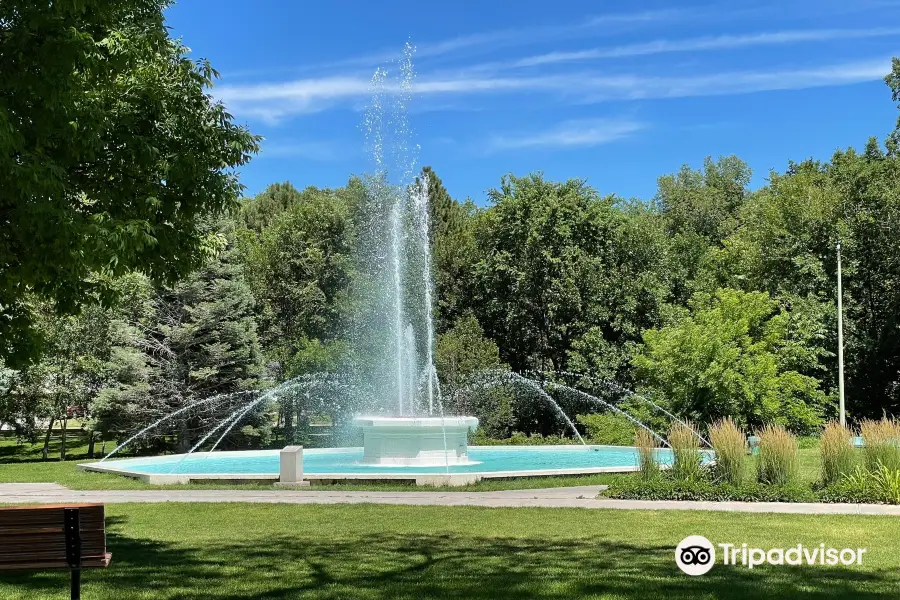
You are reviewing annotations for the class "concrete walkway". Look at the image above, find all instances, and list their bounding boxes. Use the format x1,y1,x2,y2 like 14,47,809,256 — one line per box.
2,483,900,514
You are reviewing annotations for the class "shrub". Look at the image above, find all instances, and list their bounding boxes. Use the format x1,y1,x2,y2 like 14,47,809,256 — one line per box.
871,464,900,504
471,431,578,446
820,421,856,486
604,477,817,503
756,424,799,486
668,420,704,482
634,428,659,481
860,417,900,473
577,413,635,446
819,466,872,503
708,418,747,485
821,465,900,505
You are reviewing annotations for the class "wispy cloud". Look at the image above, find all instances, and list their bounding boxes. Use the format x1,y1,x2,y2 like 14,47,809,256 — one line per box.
218,58,891,122
510,27,900,68
282,8,689,72
487,119,646,152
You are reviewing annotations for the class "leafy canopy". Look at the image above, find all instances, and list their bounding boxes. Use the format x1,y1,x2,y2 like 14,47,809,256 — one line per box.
0,0,260,366
633,288,828,433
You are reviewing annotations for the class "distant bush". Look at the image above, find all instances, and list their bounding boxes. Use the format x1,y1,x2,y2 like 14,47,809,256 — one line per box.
577,413,635,446
756,424,799,486
470,431,579,446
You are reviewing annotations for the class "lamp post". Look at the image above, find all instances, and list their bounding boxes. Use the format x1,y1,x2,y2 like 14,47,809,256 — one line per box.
837,240,846,427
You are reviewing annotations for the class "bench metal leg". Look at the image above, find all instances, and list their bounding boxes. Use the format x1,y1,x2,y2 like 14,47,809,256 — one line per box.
64,508,82,600
70,568,81,600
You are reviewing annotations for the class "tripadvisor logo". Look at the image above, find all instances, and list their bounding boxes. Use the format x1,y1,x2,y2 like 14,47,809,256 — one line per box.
675,536,715,576
675,536,867,575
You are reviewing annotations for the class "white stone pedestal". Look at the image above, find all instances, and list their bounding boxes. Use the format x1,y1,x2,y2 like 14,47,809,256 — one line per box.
353,416,479,466
275,445,310,487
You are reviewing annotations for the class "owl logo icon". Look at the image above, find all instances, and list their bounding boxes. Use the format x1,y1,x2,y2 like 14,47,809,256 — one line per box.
676,536,715,575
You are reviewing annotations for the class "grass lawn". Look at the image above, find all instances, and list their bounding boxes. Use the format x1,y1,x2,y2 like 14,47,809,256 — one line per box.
0,503,897,599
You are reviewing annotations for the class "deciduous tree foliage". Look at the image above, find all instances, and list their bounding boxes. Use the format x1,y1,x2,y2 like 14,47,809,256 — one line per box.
419,167,478,332
0,0,259,366
633,289,828,433
4,41,900,442
237,183,358,377
472,174,670,379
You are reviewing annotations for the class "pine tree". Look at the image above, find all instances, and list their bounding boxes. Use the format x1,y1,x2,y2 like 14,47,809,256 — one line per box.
98,238,266,453
419,166,477,332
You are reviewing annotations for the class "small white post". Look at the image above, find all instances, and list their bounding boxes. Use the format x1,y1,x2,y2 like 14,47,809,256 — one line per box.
276,445,308,487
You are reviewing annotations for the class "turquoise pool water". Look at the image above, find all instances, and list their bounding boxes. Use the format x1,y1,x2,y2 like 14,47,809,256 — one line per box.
100,445,701,476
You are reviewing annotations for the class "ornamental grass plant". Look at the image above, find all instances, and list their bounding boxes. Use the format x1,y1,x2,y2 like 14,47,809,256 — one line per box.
820,421,856,486
668,420,704,482
708,418,747,485
756,424,799,486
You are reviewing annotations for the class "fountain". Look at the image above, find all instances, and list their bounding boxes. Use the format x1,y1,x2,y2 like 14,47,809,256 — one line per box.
346,42,481,467
79,44,710,486
353,416,478,466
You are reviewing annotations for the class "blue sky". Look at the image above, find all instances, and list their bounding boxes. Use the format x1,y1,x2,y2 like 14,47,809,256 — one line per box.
166,0,900,203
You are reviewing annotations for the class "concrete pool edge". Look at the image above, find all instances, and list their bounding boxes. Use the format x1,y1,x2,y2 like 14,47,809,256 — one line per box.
77,445,649,486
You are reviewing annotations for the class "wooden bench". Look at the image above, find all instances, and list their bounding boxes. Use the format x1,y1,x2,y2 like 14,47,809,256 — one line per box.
0,504,111,600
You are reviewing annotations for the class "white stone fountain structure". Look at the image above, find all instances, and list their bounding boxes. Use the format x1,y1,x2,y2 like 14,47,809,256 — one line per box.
353,416,479,466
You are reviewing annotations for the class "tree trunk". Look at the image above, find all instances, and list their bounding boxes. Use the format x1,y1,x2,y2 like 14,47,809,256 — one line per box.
283,401,294,445
42,417,55,460
298,406,309,445
177,420,190,453
60,415,68,461
87,431,96,459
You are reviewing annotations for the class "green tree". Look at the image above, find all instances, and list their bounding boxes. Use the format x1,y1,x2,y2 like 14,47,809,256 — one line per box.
654,156,752,304
886,57,900,152
418,167,478,332
0,0,260,366
116,240,265,452
656,156,751,241
239,182,306,233
828,140,900,417
6,300,114,459
238,184,357,377
436,315,513,438
698,161,840,401
633,288,828,433
436,314,503,387
472,174,670,379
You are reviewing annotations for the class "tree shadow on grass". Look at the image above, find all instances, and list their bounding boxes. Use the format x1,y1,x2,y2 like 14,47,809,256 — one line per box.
0,516,897,599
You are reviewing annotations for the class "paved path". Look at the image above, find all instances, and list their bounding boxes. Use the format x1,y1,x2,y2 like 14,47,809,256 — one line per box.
2,483,899,514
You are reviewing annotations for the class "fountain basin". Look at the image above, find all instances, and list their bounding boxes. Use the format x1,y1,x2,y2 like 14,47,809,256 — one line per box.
80,445,707,486
353,416,479,466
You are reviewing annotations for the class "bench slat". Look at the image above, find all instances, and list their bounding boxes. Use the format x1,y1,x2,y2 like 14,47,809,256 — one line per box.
0,553,112,571
0,504,109,571
0,505,105,527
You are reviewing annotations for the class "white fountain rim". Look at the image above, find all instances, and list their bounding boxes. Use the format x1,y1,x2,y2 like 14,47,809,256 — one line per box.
352,415,479,428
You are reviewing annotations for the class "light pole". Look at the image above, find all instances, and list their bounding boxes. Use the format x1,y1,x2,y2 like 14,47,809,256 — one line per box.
837,240,846,426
